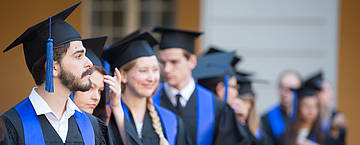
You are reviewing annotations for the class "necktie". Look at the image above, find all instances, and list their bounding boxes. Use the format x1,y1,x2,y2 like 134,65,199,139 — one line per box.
176,94,182,115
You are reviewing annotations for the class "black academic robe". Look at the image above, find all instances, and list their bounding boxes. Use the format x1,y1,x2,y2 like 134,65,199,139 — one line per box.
108,108,191,145
260,105,291,145
158,87,247,145
236,122,273,145
1,108,113,145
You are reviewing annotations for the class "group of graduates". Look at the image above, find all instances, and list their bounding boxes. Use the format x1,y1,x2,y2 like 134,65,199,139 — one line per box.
0,2,347,145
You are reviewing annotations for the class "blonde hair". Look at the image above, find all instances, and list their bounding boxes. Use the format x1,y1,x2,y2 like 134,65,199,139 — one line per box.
147,98,169,145
239,94,259,136
120,58,169,145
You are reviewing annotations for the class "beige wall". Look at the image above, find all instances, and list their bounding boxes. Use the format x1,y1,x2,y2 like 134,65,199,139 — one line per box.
0,0,83,114
338,0,360,144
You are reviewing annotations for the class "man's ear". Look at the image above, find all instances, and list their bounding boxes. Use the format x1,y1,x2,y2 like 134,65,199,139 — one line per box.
53,61,60,77
188,54,197,70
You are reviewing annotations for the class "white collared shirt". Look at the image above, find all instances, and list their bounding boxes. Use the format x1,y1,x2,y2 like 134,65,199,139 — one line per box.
28,87,81,143
164,77,196,107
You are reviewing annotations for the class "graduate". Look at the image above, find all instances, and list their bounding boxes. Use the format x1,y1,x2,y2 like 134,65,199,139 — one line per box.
103,31,190,145
152,27,247,145
303,72,346,145
278,81,343,145
197,47,241,105
1,2,113,145
73,36,110,122
260,71,302,145
231,75,273,145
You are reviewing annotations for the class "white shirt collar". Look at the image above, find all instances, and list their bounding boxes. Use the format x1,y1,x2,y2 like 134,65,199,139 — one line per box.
164,77,196,107
28,87,81,118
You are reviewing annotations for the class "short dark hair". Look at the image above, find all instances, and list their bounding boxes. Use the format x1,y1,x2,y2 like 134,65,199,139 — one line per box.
31,43,70,85
182,49,193,60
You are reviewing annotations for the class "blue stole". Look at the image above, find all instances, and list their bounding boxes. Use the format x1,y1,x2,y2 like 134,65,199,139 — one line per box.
121,101,178,145
14,97,95,145
267,105,286,137
256,128,262,140
153,83,215,145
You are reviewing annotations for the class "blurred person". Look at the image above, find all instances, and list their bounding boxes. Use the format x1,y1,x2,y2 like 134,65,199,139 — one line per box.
280,82,342,145
231,77,273,145
304,72,346,145
152,27,248,145
261,71,302,145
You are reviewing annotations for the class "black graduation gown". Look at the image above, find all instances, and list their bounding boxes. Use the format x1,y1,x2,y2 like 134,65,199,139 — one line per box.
108,107,191,145
1,108,113,145
158,87,248,145
236,122,273,145
260,106,291,145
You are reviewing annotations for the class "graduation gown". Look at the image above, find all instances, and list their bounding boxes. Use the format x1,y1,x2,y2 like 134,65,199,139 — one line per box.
1,108,113,145
156,84,247,145
108,105,191,145
260,105,291,145
236,122,273,145
277,129,344,145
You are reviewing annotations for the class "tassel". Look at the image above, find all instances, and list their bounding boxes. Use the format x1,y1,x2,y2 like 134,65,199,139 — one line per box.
224,75,230,103
45,16,54,93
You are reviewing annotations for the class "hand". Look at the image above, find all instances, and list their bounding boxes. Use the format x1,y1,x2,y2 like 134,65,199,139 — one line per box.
332,112,346,129
104,68,122,109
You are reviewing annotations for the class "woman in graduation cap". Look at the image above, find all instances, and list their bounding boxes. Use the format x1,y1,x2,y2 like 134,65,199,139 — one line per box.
279,83,343,145
103,31,190,145
73,36,111,123
230,77,273,145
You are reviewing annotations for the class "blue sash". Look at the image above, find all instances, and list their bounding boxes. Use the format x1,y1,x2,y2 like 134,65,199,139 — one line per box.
256,128,262,140
267,105,285,137
121,101,178,145
14,97,95,145
152,83,215,145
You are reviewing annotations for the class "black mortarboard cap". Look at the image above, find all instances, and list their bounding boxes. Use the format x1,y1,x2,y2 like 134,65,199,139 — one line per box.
193,51,236,80
102,31,158,69
206,46,242,68
83,36,108,67
304,71,324,91
236,71,254,96
3,2,82,92
296,85,319,99
152,27,202,54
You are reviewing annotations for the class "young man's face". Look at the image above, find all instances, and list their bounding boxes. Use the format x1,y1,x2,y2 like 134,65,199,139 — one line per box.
158,48,196,90
57,40,94,92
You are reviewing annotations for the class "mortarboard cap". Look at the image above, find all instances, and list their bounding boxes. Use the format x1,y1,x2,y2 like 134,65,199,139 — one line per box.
304,71,324,91
3,2,82,92
102,31,158,69
206,46,242,68
83,36,108,67
152,27,202,54
193,51,236,80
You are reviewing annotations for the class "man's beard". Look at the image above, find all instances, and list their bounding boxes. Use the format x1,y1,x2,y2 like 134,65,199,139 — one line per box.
59,65,94,92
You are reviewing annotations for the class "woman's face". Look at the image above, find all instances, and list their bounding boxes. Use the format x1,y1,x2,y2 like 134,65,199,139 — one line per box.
123,56,160,98
299,97,319,124
73,70,104,114
231,97,252,123
217,76,238,104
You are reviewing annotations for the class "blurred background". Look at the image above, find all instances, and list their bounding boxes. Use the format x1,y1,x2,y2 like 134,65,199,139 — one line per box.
0,0,359,144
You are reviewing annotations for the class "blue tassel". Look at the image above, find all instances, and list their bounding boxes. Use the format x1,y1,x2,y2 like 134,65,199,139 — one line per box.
45,16,54,93
291,89,298,120
224,75,230,103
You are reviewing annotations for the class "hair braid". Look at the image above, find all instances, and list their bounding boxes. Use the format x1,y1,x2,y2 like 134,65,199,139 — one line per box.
146,98,169,145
